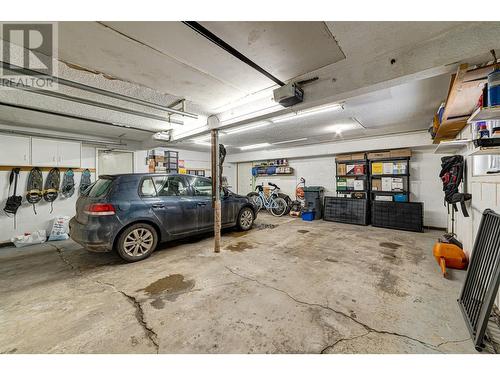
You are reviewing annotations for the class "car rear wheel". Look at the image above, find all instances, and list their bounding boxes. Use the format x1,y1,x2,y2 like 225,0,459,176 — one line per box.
116,223,158,262
237,207,254,231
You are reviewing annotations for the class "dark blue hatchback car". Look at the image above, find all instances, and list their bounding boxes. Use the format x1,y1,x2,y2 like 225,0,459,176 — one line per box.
69,173,257,262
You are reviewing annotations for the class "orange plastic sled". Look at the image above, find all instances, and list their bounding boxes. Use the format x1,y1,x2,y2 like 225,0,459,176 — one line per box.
433,242,468,277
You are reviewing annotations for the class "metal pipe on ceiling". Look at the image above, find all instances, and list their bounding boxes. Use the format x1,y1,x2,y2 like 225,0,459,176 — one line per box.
1,61,199,119
182,21,286,87
4,79,182,125
0,127,126,147
0,101,158,134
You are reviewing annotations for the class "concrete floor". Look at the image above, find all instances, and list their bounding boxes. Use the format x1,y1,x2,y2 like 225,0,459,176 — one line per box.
0,214,479,354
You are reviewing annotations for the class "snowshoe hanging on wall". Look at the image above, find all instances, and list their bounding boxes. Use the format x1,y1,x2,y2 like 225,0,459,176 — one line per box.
79,169,92,194
26,167,43,214
61,169,75,198
44,168,60,213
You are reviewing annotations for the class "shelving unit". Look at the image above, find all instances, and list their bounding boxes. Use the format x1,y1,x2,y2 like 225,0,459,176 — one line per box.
468,105,500,123
369,157,410,202
433,139,470,154
335,158,369,198
147,149,179,173
432,63,496,144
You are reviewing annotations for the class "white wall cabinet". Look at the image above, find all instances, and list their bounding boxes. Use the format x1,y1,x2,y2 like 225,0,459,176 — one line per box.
31,138,81,168
0,134,31,166
57,141,81,167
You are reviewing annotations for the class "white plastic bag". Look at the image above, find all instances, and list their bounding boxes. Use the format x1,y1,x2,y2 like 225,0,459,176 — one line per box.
48,216,70,241
11,230,47,248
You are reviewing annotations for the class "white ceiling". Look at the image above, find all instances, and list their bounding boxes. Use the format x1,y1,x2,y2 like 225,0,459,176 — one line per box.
0,21,485,153
178,73,451,151
57,21,344,112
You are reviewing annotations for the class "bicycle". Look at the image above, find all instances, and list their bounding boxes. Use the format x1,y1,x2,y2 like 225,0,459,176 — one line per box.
248,182,288,217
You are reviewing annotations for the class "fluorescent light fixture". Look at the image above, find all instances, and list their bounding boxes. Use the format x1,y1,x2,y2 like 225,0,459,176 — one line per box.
225,121,270,135
194,140,211,146
220,104,282,126
325,120,364,135
239,143,270,150
272,138,308,145
272,103,343,123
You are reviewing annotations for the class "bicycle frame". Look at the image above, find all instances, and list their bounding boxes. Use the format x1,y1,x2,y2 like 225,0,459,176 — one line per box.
256,189,281,210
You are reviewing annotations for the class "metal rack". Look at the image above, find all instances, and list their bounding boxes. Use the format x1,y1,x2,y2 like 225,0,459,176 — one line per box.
335,158,370,198
369,157,410,202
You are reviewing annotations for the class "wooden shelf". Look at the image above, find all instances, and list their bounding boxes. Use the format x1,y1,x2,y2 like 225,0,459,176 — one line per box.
468,105,500,123
0,166,95,172
433,63,496,144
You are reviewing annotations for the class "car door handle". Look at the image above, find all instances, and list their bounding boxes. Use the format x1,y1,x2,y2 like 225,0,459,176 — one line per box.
197,202,207,206
152,203,165,209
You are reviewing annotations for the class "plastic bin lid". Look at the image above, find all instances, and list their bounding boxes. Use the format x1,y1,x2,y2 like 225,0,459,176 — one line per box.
303,186,324,192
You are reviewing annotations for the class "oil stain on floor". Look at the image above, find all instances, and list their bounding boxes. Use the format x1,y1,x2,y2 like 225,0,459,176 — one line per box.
224,241,254,252
297,229,310,234
137,274,195,308
379,242,402,250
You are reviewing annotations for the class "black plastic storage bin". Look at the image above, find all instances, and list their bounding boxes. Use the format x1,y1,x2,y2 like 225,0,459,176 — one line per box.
371,201,423,232
323,197,369,225
303,186,324,220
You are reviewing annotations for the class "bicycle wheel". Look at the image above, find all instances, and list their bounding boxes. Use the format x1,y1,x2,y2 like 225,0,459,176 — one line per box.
250,194,263,211
270,197,287,217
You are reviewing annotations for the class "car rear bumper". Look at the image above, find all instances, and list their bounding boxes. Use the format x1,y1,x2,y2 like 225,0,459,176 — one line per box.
69,217,115,252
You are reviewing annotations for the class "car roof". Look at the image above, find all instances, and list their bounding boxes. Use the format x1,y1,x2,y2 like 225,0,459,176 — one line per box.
99,173,209,180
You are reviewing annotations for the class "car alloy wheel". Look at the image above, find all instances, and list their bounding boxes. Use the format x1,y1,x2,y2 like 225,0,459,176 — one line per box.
239,208,254,230
123,228,154,257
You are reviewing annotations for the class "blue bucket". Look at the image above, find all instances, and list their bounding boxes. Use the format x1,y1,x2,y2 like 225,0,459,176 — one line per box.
302,211,315,221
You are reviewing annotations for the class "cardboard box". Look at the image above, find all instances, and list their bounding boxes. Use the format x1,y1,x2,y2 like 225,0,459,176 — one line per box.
351,152,366,161
383,162,393,174
154,155,165,162
375,195,393,201
391,177,404,191
372,179,382,191
390,148,411,158
346,164,355,175
393,162,407,174
353,164,365,175
346,178,355,190
336,154,352,161
337,163,347,175
372,162,383,175
354,180,364,191
367,151,391,160
381,177,392,192
337,178,347,190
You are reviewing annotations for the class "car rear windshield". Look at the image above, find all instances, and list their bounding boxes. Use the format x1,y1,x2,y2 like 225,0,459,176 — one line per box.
86,178,113,198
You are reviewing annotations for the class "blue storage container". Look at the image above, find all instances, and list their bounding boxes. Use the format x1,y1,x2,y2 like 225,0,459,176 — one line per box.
394,194,408,202
302,211,315,221
488,69,500,107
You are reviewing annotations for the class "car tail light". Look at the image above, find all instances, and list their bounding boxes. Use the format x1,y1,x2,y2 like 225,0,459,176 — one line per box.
84,203,116,216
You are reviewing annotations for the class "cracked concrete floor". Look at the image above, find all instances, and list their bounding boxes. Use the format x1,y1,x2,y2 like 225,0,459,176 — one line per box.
0,214,478,354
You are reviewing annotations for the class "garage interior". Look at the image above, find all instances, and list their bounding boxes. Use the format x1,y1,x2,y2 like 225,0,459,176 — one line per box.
1,21,500,355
